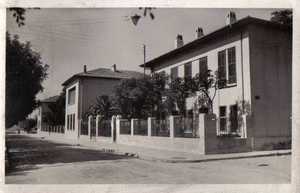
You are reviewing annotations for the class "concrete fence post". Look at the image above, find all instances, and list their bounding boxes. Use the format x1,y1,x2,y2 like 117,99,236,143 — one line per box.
88,115,92,138
241,114,247,138
169,116,174,138
96,115,101,137
147,117,154,137
131,119,136,136
116,115,122,142
198,114,205,139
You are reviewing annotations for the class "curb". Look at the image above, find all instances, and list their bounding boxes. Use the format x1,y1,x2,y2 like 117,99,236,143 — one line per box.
136,151,291,163
26,134,291,163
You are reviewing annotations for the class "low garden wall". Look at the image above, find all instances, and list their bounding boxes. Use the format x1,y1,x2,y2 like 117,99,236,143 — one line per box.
115,114,251,154
117,134,204,154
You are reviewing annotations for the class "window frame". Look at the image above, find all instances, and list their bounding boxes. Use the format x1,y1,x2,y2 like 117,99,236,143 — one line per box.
219,106,227,132
170,66,179,81
217,46,237,88
184,62,192,79
227,47,237,84
199,56,208,87
218,50,227,88
229,104,238,133
67,87,76,105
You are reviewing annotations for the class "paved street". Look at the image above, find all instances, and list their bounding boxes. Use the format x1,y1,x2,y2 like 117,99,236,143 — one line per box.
5,134,291,184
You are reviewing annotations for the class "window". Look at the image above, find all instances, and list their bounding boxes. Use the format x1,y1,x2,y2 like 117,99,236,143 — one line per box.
184,62,192,78
67,115,70,130
170,66,178,81
228,47,236,84
70,114,73,130
218,50,226,88
229,105,238,132
199,56,208,86
218,47,237,88
219,106,227,131
72,114,75,130
68,87,76,105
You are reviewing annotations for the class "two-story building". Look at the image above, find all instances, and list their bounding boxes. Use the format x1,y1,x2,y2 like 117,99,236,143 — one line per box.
141,13,292,149
62,64,144,140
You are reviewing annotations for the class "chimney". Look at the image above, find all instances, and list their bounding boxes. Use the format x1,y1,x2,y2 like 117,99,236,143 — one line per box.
196,27,204,39
175,34,184,48
111,64,117,72
226,11,237,26
83,65,87,73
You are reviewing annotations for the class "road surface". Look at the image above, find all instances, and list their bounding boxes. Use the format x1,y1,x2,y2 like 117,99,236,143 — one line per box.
5,134,291,184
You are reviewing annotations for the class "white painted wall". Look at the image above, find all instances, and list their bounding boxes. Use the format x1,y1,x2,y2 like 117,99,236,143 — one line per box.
65,81,80,139
155,33,251,123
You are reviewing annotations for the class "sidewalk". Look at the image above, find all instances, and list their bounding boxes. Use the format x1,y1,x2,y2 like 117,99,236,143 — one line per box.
27,133,291,163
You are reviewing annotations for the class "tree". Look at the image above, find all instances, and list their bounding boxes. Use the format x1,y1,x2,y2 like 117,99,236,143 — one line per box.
167,77,194,117
6,33,48,128
8,8,26,27
130,7,156,26
43,91,65,125
84,95,115,120
191,70,218,113
270,9,292,26
114,74,168,119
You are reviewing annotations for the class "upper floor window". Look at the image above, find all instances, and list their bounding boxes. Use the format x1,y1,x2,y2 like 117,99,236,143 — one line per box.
170,66,178,81
218,50,227,88
68,87,76,105
199,56,208,86
184,62,192,78
228,47,236,84
218,47,237,88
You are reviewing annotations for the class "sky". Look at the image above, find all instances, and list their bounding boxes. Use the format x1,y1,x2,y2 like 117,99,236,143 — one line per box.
6,8,280,100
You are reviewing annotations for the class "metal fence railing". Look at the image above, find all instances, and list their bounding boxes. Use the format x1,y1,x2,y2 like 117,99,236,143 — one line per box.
151,119,170,137
98,119,111,137
41,125,65,133
80,119,88,135
174,116,199,138
133,119,148,136
119,119,131,135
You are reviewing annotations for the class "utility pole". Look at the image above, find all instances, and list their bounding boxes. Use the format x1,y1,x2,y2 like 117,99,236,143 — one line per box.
143,44,146,77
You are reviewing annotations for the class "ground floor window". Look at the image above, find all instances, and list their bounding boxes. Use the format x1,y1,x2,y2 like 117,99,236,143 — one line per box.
67,114,75,130
229,104,238,132
219,106,227,131
219,104,239,134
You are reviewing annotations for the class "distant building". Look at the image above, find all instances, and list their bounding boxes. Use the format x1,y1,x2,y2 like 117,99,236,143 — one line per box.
36,95,60,132
142,14,292,149
62,64,144,139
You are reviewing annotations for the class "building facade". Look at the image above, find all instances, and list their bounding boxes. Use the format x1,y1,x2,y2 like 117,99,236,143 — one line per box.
62,64,144,140
36,95,60,133
142,14,292,149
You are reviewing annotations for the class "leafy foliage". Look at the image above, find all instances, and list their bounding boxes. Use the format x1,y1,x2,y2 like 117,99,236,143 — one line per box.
130,7,156,26
191,70,218,112
6,33,48,128
43,91,65,125
84,95,115,120
8,8,26,27
114,73,168,119
270,9,292,26
166,77,193,117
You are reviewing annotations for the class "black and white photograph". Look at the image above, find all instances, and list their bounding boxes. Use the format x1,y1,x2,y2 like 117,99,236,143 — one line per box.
3,4,298,192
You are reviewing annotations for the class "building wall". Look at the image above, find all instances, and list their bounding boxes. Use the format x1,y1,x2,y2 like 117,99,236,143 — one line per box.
248,24,292,147
65,81,80,139
154,29,252,128
79,78,121,118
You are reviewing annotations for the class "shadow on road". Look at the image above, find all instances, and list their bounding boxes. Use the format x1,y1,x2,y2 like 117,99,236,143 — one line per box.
6,134,131,176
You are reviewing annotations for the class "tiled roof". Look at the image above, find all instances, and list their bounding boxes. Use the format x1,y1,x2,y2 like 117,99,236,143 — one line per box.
62,67,144,86
141,16,291,69
41,95,59,103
